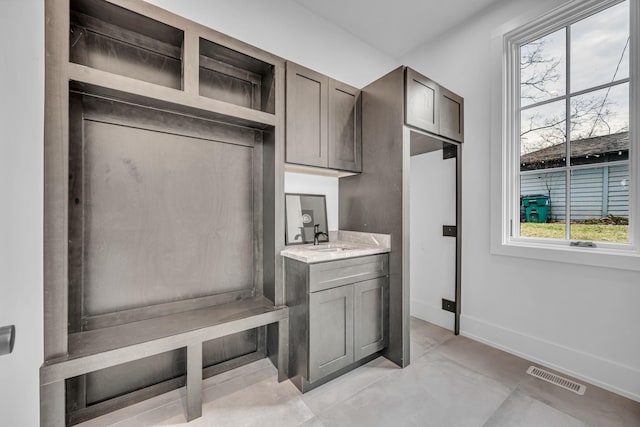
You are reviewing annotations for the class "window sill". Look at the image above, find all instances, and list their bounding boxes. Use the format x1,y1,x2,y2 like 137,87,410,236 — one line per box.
490,239,640,271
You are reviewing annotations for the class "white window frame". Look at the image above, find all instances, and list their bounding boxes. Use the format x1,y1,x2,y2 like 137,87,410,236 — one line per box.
490,0,640,271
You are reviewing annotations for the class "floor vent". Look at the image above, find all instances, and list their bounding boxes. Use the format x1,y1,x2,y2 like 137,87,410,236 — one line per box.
526,366,586,395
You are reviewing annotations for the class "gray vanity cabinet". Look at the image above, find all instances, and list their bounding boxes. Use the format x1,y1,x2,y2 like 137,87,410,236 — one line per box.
308,285,354,382
286,253,389,391
405,67,464,143
354,278,387,360
286,62,362,173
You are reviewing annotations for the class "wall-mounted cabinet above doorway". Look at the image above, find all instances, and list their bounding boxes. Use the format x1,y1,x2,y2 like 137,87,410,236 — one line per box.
405,67,464,143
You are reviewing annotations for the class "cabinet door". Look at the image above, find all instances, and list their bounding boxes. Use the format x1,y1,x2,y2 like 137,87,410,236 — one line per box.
439,85,464,142
308,285,354,382
354,278,387,360
328,80,361,172
286,62,328,168
405,67,439,134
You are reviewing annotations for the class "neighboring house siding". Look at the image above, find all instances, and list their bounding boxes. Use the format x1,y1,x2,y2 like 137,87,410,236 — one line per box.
570,167,604,220
608,164,630,217
520,164,629,221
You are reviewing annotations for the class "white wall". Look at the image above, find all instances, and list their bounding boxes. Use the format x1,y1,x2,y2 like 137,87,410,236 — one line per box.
0,1,44,426
146,0,396,89
284,172,339,231
402,0,640,401
410,151,457,330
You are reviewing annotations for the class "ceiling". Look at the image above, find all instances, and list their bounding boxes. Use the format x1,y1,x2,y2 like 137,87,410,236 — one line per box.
294,0,504,58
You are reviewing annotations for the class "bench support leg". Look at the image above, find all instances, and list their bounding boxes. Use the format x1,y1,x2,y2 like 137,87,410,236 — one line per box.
40,380,65,427
278,318,289,382
186,342,202,421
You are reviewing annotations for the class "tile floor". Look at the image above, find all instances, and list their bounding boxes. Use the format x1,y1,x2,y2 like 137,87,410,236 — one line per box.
80,318,640,427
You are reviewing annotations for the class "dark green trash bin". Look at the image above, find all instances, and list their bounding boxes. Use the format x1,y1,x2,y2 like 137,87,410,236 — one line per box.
522,194,550,223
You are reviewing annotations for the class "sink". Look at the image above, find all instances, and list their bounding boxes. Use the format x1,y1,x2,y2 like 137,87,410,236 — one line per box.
281,232,390,263
306,243,359,252
309,247,345,253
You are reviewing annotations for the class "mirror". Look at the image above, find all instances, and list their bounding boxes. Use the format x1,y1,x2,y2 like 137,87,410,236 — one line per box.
285,193,329,245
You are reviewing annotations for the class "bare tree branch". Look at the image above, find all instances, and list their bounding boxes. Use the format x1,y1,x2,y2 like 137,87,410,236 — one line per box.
520,40,562,102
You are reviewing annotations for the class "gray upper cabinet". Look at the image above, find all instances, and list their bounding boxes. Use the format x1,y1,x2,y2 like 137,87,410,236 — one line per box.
286,62,328,168
328,80,362,172
405,67,464,143
405,68,439,135
286,62,362,173
439,85,464,143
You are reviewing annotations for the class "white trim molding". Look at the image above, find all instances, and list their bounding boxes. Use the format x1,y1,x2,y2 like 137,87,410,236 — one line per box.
462,314,640,402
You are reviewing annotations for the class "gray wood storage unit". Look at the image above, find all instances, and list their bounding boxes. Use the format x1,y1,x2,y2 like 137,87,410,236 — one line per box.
405,67,464,143
42,0,288,425
339,66,463,369
286,62,362,173
285,254,389,392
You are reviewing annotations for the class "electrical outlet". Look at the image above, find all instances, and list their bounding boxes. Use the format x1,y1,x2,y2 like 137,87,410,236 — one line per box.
442,299,456,313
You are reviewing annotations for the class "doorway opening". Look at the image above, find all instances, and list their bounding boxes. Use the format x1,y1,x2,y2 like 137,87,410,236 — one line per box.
408,130,461,338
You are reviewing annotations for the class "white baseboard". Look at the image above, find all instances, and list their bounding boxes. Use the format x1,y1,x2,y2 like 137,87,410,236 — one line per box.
410,299,454,331
461,314,640,403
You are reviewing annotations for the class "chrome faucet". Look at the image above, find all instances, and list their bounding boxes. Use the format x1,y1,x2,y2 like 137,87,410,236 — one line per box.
313,224,328,245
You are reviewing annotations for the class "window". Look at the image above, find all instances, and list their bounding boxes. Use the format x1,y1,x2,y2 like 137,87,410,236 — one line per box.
496,0,639,266
518,0,631,245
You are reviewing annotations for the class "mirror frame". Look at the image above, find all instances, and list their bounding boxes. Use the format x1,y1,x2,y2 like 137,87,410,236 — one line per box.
284,193,329,245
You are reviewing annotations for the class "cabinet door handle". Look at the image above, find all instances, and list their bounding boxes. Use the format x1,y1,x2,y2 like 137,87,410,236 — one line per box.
0,325,15,356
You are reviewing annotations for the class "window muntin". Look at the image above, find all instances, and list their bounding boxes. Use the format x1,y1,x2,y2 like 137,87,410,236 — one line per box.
517,0,631,245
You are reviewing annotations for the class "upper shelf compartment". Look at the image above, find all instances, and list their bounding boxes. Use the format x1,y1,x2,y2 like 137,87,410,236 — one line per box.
70,0,184,90
199,38,275,114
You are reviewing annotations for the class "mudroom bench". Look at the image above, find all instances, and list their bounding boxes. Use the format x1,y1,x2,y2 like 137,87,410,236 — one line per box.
40,296,289,426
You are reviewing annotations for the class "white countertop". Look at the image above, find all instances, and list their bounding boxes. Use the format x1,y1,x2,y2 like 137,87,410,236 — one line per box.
281,230,390,264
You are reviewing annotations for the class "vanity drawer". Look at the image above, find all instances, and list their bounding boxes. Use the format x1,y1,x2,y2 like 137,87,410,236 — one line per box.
308,254,389,293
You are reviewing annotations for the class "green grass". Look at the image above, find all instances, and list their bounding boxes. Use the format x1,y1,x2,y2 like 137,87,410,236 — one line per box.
521,223,629,243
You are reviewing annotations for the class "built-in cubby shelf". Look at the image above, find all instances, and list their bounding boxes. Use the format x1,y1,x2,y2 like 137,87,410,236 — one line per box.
199,38,276,114
44,0,287,425
70,0,184,90
68,0,280,130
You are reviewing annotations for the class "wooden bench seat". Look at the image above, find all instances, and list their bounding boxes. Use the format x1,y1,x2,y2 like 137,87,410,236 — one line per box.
40,296,289,426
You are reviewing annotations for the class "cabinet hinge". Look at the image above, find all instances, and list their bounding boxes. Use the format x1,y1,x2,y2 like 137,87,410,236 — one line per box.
442,225,457,237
